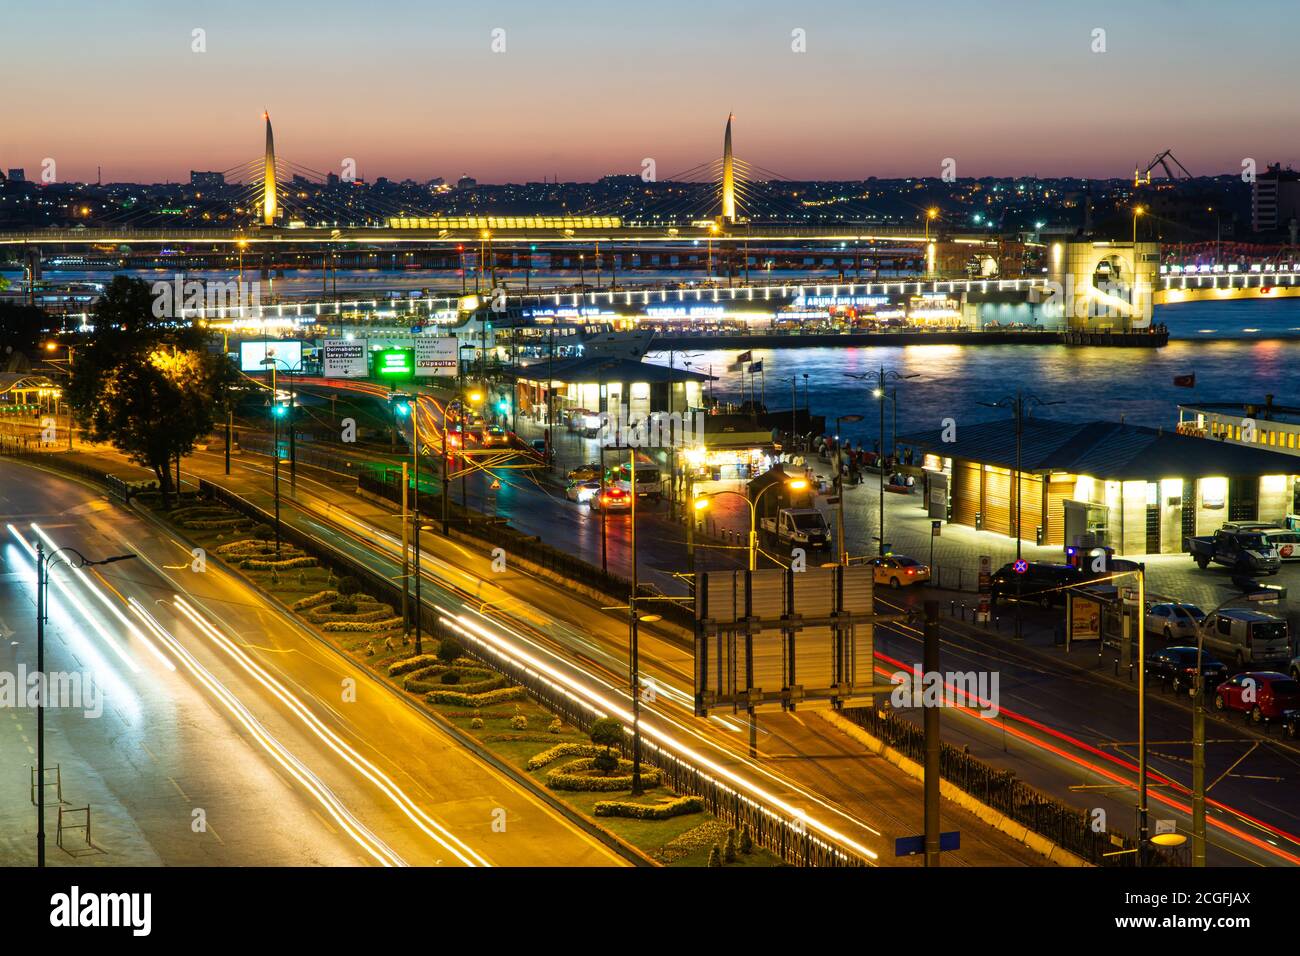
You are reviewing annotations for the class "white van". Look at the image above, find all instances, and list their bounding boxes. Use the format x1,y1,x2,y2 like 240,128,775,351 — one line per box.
1202,609,1291,669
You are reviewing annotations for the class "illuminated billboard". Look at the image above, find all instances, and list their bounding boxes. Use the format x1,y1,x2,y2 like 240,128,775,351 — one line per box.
239,340,303,373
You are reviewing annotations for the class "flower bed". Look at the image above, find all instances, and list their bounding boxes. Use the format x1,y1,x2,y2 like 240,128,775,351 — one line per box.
387,653,439,677
241,555,319,571
292,590,339,612
545,758,662,792
322,617,404,632
594,796,702,820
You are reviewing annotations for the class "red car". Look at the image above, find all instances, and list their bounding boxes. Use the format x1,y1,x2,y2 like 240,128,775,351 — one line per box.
1213,671,1300,723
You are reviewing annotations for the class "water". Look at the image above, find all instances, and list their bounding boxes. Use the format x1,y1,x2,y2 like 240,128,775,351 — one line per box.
646,298,1300,447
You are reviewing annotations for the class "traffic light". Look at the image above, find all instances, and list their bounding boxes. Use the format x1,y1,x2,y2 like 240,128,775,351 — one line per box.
272,403,288,418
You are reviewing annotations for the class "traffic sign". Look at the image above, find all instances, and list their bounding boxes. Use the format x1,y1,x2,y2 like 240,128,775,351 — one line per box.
931,519,941,537
1013,559,1028,574
895,831,960,856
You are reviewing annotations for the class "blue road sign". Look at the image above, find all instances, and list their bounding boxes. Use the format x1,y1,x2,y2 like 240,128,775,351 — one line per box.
411,325,423,334
895,832,960,856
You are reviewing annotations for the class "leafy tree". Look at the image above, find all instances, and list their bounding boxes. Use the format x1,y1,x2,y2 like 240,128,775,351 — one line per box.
67,278,227,507
589,716,623,775
0,301,55,361
336,575,361,597
437,637,463,665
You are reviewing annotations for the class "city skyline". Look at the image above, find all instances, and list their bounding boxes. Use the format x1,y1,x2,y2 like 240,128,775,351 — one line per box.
6,0,1299,184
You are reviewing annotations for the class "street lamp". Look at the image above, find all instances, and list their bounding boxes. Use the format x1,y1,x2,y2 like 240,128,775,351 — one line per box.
1132,205,1146,246
692,475,809,571
847,367,919,556
1188,585,1284,866
925,208,939,277
976,390,1063,640
42,340,75,451
441,392,482,536
30,541,135,866
260,356,297,488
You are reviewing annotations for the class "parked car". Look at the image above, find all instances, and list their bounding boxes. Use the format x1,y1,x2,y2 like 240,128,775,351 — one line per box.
590,485,632,512
1145,646,1227,696
1144,603,1206,642
1185,528,1281,574
760,508,832,550
869,555,931,588
1202,608,1291,670
566,463,602,482
564,479,602,504
1213,671,1300,723
989,562,1084,608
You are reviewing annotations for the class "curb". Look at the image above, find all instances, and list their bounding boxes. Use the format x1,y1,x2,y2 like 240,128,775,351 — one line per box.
813,710,1090,868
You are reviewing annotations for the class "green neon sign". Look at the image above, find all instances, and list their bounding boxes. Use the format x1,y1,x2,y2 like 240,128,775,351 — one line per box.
374,348,414,378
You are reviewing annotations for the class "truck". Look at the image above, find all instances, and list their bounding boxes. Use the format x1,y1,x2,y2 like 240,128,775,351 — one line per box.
1185,528,1281,574
760,508,832,549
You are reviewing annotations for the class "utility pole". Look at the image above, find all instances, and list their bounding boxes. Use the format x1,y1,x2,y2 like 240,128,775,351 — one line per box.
400,461,409,633
923,599,941,867
629,453,642,795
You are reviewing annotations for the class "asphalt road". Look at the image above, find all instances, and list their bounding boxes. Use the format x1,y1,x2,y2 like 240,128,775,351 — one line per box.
0,460,624,867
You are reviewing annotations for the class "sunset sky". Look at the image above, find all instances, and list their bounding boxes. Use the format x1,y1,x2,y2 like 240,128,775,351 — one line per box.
6,0,1297,184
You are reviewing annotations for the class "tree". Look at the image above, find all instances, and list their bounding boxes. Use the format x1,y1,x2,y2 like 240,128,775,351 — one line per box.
0,301,55,361
589,716,623,775
67,278,226,507
437,637,463,666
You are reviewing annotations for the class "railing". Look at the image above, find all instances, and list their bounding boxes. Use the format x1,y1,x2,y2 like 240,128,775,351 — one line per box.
841,706,1169,866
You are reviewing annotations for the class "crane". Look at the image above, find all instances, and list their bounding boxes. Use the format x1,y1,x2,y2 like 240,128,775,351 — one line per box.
1134,149,1193,187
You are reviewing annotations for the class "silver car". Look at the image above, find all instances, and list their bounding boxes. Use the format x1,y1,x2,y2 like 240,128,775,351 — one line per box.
1145,603,1206,642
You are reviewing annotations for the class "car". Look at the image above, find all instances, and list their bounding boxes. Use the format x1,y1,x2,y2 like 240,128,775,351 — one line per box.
869,555,931,588
1145,646,1228,696
567,463,602,482
989,562,1083,608
1213,671,1300,723
1261,528,1300,561
1144,603,1206,642
565,479,602,504
1202,608,1290,670
482,425,510,448
590,485,632,512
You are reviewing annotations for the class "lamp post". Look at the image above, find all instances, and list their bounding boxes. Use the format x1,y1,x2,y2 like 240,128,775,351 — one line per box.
1132,205,1145,247
1189,586,1281,866
692,476,809,572
31,542,135,866
390,392,426,655
834,414,864,565
847,367,919,556
42,341,75,452
924,207,939,277
261,356,297,489
977,390,1063,640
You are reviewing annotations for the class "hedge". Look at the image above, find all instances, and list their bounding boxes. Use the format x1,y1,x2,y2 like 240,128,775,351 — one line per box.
292,590,339,612
322,617,404,632
387,654,439,677
525,742,604,771
545,758,662,792
307,605,394,625
594,796,703,820
242,556,318,571
424,685,526,708
404,669,508,696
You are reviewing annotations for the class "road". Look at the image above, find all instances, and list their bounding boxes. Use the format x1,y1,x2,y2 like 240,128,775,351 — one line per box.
0,460,625,867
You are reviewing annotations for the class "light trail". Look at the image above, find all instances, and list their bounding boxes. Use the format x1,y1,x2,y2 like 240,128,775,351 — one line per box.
126,598,404,867
170,595,489,867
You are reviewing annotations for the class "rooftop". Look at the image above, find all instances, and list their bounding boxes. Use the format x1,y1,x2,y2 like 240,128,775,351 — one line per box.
1179,399,1300,427
508,356,711,385
900,417,1300,480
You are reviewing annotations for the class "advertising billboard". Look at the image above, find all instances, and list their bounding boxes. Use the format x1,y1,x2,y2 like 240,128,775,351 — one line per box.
414,336,458,378
321,339,368,378
239,340,303,373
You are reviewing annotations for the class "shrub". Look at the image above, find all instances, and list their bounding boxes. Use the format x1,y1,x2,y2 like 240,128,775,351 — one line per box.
589,716,624,775
707,846,721,867
740,824,753,855
544,758,662,792
593,796,703,820
322,617,404,632
593,750,619,775
437,637,463,666
470,716,484,729
525,743,604,771
510,714,528,730
548,717,563,734
387,654,438,677
253,524,274,541
724,828,737,863
240,556,316,571
440,671,461,685
337,575,361,597
425,686,525,708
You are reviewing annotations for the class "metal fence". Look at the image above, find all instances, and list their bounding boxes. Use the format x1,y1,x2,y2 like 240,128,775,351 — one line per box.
840,705,1173,866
